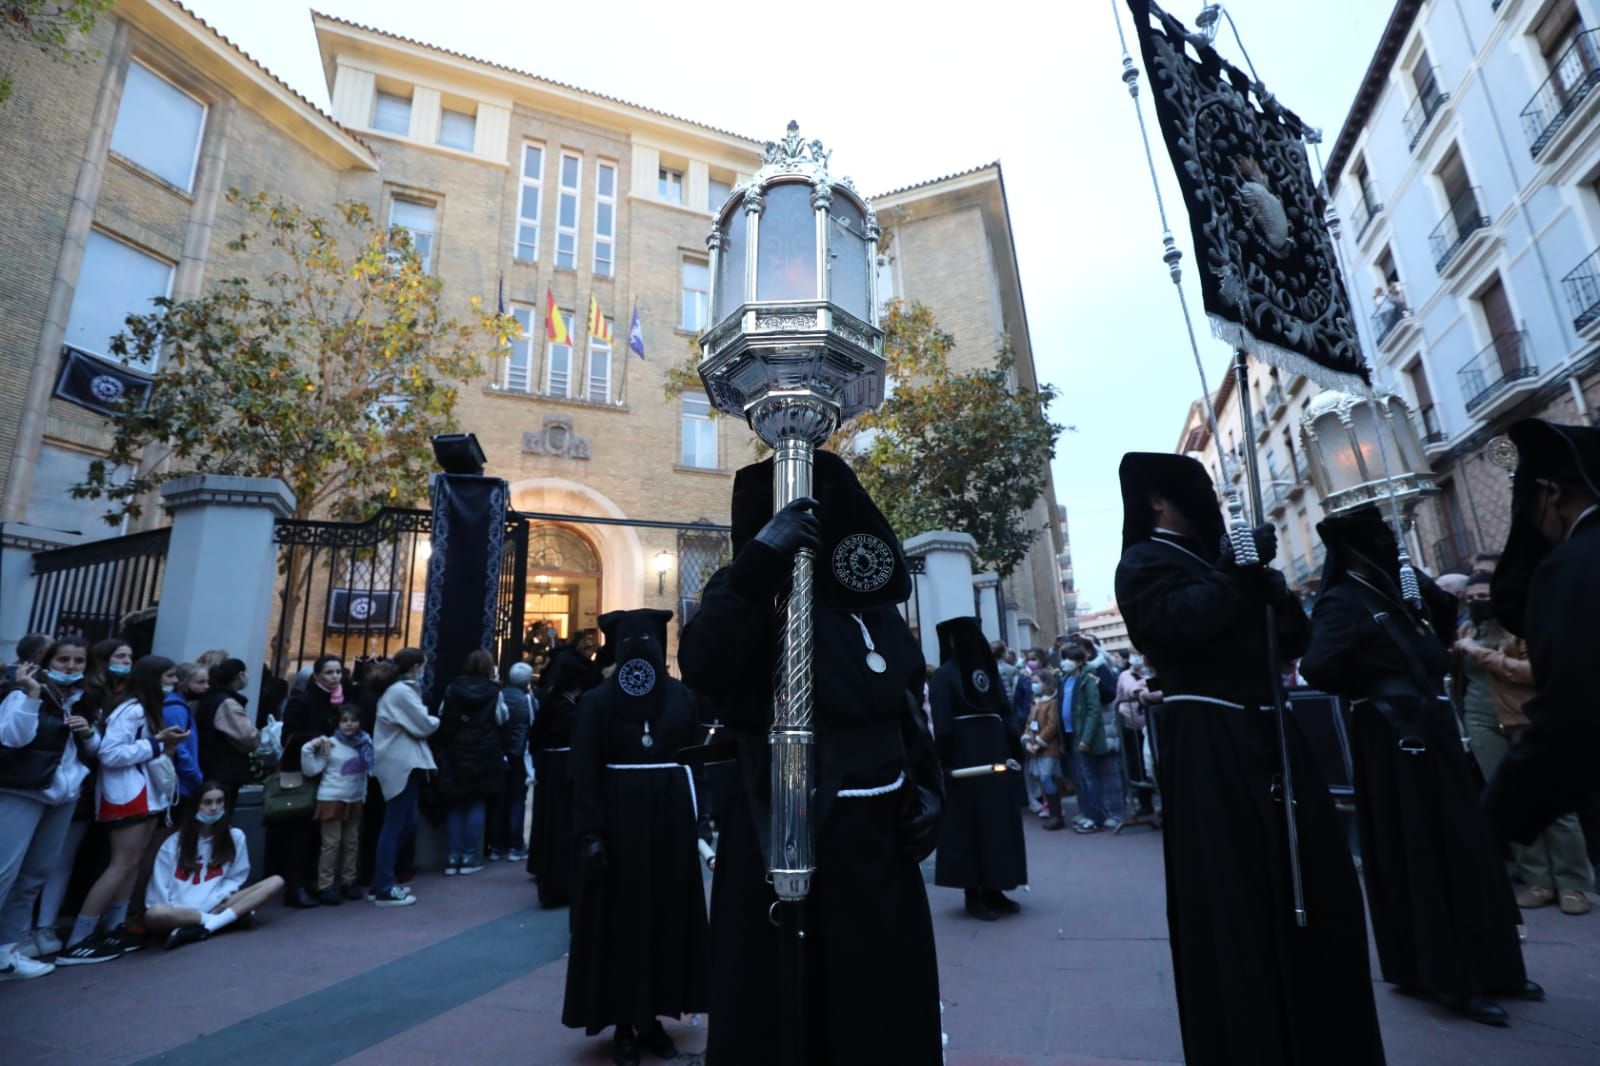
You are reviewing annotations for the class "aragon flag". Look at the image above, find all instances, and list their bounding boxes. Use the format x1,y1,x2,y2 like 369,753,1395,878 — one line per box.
1125,0,1369,388
53,345,153,417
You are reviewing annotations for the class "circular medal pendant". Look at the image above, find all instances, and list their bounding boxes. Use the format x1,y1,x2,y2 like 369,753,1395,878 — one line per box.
865,651,888,674
641,732,654,749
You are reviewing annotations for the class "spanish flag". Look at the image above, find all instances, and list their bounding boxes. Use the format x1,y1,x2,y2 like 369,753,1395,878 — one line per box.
545,287,570,345
587,294,614,344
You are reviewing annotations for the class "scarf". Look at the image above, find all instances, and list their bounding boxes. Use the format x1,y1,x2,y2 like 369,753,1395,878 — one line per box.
338,730,374,775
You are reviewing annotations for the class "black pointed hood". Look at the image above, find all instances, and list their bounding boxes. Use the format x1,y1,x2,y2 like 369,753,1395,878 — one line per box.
541,644,598,697
731,449,912,609
1315,505,1402,595
1119,452,1224,559
1491,418,1600,636
935,616,1009,710
594,610,625,671
599,608,673,723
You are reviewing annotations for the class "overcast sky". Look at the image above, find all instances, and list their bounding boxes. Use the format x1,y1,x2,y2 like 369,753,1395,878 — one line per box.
183,0,1394,610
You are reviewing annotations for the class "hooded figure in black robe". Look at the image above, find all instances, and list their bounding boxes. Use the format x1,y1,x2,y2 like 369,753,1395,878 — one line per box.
1300,506,1535,1025
562,608,708,1063
930,615,1027,919
1486,418,1600,844
1112,453,1385,1066
678,450,944,1066
525,645,595,906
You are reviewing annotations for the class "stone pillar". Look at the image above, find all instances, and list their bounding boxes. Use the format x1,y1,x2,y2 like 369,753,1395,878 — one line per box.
0,524,87,662
973,573,1001,642
151,476,295,687
902,531,978,666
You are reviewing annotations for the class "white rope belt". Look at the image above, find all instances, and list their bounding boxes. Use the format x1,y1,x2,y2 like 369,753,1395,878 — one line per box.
537,747,571,753
605,763,698,820
837,770,906,799
1163,695,1272,711
953,714,1002,721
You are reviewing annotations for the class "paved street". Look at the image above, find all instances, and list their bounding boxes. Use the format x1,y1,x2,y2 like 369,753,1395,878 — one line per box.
2,811,1597,1065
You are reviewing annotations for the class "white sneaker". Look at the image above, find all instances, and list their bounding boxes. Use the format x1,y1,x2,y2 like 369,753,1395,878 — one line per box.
14,939,39,959
30,928,62,957
0,951,55,980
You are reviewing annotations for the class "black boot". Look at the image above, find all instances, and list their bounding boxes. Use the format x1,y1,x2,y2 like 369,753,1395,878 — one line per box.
1451,995,1509,1027
964,889,999,921
612,1024,641,1066
286,886,320,909
638,1019,678,1059
984,889,1021,915
1041,793,1065,831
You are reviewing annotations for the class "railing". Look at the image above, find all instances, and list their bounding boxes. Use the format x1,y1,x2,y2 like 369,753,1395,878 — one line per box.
1458,331,1538,413
1520,29,1600,157
1418,403,1445,444
1351,194,1382,241
1429,187,1490,272
27,527,171,646
1562,246,1600,331
1265,385,1286,413
1433,529,1475,573
1293,451,1311,483
1402,68,1450,151
1370,294,1411,345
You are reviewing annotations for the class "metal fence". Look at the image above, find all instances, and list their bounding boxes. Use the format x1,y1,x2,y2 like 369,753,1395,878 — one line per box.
27,528,171,651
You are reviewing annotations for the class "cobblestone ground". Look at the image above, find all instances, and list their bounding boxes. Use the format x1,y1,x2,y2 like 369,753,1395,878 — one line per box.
2,811,1597,1065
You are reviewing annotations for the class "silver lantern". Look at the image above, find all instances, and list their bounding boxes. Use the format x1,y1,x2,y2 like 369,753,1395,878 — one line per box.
1299,389,1438,519
699,121,885,905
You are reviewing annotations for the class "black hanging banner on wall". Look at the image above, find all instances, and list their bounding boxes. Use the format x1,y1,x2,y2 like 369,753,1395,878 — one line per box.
54,346,153,416
1126,0,1370,388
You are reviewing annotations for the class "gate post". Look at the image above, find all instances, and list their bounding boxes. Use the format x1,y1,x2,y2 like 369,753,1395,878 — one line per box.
973,572,1002,642
902,531,979,666
0,524,85,662
151,475,295,687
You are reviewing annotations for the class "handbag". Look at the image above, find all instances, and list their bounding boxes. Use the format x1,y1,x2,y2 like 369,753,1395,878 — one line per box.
147,753,179,809
263,770,316,821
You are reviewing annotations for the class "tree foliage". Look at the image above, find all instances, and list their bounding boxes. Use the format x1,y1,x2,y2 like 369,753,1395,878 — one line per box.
76,189,515,522
0,0,111,105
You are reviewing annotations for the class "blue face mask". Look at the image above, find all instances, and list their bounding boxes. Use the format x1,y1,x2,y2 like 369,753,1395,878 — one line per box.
46,670,84,686
161,684,176,695
108,663,132,676
194,808,225,825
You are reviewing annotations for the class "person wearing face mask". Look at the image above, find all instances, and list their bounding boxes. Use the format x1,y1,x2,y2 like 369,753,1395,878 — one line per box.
143,782,282,949
0,637,96,979
274,655,347,908
1023,668,1065,830
1455,572,1593,916
1115,654,1161,821
162,663,209,804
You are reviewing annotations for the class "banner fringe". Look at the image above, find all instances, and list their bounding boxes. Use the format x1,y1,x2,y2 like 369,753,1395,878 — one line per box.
1208,315,1369,394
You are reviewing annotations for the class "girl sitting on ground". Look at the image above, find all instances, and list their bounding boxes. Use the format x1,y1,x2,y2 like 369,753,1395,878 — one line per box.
300,707,373,905
144,782,283,950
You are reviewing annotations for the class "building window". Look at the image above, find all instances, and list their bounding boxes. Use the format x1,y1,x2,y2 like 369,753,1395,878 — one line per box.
659,167,684,204
557,152,581,270
515,144,544,262
438,107,475,151
27,443,127,535
708,177,731,213
372,90,412,135
505,306,535,392
389,198,436,272
547,333,572,397
593,161,617,277
681,256,709,331
587,336,612,403
681,392,717,469
64,230,175,369
109,60,206,192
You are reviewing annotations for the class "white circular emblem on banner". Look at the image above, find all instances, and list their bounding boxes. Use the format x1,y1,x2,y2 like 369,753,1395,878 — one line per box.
348,596,374,621
971,669,991,694
832,534,895,593
90,375,125,403
618,658,656,697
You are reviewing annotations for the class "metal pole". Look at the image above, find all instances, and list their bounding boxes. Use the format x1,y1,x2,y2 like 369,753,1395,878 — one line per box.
1233,351,1308,927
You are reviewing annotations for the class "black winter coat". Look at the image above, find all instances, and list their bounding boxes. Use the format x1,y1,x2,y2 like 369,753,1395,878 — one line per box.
435,675,506,799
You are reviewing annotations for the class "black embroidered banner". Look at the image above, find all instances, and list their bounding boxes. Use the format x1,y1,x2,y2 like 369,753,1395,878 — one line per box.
1127,0,1369,388
53,346,153,416
420,473,508,704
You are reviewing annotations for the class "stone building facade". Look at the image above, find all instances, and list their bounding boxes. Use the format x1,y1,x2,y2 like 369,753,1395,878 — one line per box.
0,0,1064,653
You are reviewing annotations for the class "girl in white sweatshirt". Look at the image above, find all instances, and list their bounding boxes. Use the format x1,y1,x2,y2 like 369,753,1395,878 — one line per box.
144,782,283,950
301,707,374,906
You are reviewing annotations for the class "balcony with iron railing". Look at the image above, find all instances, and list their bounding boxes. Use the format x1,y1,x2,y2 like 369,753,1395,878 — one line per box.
1370,293,1412,347
1351,193,1383,242
1458,331,1538,414
1402,69,1450,152
1429,187,1491,273
1266,385,1286,416
1521,29,1600,158
1562,246,1600,332
1418,403,1445,446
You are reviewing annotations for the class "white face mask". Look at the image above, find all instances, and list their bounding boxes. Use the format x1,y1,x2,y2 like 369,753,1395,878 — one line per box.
1062,661,1080,675
1031,682,1043,695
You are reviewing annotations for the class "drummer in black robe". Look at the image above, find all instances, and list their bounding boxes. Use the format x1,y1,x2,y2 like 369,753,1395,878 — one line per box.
930,616,1027,920
1112,452,1385,1066
1486,418,1600,845
679,450,944,1066
525,647,592,906
1300,505,1539,1026
562,608,708,1065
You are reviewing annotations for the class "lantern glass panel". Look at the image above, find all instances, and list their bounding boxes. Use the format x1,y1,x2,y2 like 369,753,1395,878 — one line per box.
715,204,747,324
756,182,818,302
1316,413,1365,493
1347,401,1386,484
828,196,870,321
1389,398,1428,471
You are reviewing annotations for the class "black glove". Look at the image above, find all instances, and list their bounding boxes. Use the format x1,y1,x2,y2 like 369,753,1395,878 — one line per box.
895,783,941,863
753,497,822,559
1218,523,1278,568
579,834,606,875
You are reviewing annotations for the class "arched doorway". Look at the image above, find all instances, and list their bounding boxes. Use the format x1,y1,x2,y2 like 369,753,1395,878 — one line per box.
508,478,645,615
524,524,602,656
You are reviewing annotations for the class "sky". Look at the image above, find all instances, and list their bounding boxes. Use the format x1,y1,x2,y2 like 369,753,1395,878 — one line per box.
181,0,1395,609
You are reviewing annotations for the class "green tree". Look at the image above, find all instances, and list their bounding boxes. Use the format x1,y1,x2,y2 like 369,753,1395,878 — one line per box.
75,188,515,522
1,0,112,105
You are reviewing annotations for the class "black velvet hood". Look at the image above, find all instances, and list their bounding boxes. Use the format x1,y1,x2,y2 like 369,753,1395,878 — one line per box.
542,644,599,697
1492,418,1600,637
731,449,913,609
594,610,625,671
935,616,1009,710
1119,452,1225,559
1315,505,1402,595
596,608,672,724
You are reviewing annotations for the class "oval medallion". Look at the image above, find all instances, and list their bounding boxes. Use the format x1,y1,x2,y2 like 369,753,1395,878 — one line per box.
865,651,888,674
971,669,991,694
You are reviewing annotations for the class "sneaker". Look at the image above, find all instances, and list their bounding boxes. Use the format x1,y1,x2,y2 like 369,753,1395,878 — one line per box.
1560,890,1591,916
1073,818,1100,834
486,849,506,862
30,928,62,957
101,926,143,955
443,857,461,877
1516,886,1557,909
371,887,418,908
54,934,122,966
164,926,207,951
457,856,486,876
339,884,363,902
14,938,39,959
1101,818,1122,831
316,887,344,907
0,952,54,980
507,847,528,862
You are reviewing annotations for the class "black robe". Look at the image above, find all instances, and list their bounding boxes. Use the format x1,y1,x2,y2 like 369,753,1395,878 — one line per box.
679,541,943,1066
929,663,1027,891
1300,575,1527,1001
526,692,577,906
561,669,708,1034
1115,531,1385,1066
